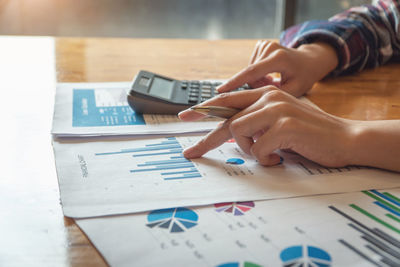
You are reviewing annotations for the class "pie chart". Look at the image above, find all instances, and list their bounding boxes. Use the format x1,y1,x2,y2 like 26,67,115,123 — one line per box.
214,201,255,216
280,245,331,267
216,262,262,267
146,207,198,233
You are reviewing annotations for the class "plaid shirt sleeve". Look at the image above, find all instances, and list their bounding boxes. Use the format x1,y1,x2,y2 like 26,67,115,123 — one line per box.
280,0,400,76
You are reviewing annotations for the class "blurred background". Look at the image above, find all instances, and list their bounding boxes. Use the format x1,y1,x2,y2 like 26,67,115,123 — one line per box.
0,0,371,39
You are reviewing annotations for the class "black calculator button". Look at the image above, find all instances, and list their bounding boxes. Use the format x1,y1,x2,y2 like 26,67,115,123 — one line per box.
201,92,211,98
181,84,187,89
189,97,198,103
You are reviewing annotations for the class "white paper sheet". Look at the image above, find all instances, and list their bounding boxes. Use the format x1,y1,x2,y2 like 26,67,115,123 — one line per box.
51,82,221,137
53,135,400,218
77,189,400,267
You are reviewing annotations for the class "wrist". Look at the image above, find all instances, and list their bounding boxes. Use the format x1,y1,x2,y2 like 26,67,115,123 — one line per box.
346,120,400,171
345,120,367,166
297,42,339,80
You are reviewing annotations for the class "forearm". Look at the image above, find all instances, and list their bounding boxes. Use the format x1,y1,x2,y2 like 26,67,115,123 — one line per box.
350,120,400,172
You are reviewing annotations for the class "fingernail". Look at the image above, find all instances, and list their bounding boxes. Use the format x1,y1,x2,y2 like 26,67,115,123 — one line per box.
183,146,196,158
268,154,282,165
178,109,190,116
216,84,224,92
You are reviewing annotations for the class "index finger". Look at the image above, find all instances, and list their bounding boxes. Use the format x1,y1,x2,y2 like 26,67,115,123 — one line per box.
183,120,232,158
217,57,282,93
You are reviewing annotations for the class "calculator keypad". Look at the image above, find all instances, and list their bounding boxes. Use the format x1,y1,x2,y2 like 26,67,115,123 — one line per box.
184,81,248,104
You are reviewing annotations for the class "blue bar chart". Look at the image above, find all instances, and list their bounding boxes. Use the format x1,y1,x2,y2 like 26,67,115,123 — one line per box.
95,137,202,181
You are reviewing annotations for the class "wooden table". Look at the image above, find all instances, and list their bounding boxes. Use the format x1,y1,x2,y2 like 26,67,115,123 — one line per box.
2,36,399,266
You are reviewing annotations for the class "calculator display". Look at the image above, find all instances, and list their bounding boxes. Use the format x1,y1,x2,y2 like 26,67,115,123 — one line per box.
149,77,174,99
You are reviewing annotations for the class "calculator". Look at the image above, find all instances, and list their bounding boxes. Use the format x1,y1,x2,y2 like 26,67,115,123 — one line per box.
127,70,250,114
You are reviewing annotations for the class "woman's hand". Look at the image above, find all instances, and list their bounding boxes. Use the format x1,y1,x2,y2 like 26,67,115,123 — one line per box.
217,41,339,97
179,87,356,167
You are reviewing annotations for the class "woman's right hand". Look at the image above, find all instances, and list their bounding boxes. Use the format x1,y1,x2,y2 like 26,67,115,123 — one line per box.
217,41,339,97
179,87,357,168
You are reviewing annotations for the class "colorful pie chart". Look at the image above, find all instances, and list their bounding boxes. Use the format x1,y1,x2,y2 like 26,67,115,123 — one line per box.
214,201,255,216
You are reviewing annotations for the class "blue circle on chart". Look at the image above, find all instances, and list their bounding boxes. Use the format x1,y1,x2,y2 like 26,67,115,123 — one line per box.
280,245,331,267
226,158,245,165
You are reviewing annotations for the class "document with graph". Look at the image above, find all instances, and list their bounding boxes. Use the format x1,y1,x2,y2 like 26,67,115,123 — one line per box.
76,189,400,267
53,135,400,218
51,82,220,137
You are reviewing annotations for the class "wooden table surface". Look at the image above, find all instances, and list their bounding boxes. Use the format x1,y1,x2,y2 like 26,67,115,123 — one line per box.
2,36,399,267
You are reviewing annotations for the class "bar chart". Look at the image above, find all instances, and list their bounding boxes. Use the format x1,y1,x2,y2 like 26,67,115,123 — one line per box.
95,137,202,181
330,190,400,266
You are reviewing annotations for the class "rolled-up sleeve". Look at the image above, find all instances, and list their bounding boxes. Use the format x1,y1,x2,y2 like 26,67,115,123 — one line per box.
280,0,400,76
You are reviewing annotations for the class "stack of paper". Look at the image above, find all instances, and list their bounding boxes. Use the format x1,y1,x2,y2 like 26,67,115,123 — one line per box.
76,189,400,267
52,82,221,137
52,82,400,267
53,135,400,218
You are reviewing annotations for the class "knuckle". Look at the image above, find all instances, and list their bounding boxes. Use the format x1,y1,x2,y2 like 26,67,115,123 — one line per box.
245,64,257,75
277,116,297,131
215,92,232,104
229,119,242,134
271,48,289,60
273,101,292,113
265,41,280,51
261,89,285,102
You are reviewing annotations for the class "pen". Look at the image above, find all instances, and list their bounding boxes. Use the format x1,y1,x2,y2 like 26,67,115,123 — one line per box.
190,106,241,119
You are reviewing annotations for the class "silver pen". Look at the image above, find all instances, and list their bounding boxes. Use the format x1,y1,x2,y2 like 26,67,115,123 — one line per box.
190,106,240,119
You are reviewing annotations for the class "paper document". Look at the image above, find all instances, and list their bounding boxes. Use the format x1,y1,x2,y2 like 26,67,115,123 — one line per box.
53,135,400,218
76,188,400,267
51,82,221,137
